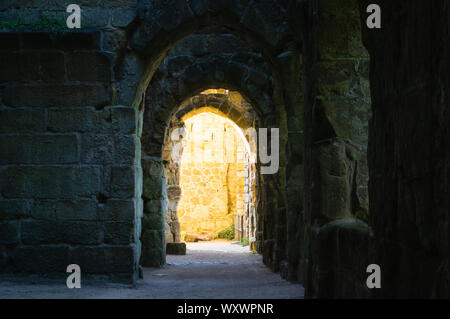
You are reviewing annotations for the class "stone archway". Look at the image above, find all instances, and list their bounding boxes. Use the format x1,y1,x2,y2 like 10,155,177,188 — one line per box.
140,86,264,266
135,30,285,269
162,91,259,253
115,0,293,109
0,0,448,299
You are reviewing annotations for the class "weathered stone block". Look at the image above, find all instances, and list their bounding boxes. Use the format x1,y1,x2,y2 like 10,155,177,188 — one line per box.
157,0,193,32
0,200,31,220
114,134,139,165
81,8,111,28
3,85,112,107
102,30,127,52
142,213,164,231
140,229,164,267
112,8,136,27
184,233,213,242
316,175,350,222
315,219,373,298
62,221,103,245
104,221,134,244
166,242,186,255
1,166,102,199
81,134,114,164
48,107,111,133
110,106,137,134
12,245,69,273
0,108,46,133
0,221,19,244
142,157,164,177
31,200,57,221
0,135,79,164
21,220,62,244
103,245,135,273
55,200,99,221
67,52,112,81
142,176,164,200
104,199,136,222
31,200,56,221
107,165,138,198
70,246,106,273
144,199,163,215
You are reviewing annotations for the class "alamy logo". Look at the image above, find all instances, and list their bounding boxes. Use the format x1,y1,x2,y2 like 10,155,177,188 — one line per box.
366,4,381,29
66,264,81,288
171,127,279,175
366,264,381,289
257,128,279,175
66,4,81,29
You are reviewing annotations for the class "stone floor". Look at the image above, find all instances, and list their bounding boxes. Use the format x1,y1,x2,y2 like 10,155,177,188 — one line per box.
0,241,304,299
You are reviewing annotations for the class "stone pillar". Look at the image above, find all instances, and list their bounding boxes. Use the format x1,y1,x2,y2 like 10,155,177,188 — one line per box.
359,0,450,298
163,122,184,244
141,157,166,267
276,44,305,281
302,0,372,297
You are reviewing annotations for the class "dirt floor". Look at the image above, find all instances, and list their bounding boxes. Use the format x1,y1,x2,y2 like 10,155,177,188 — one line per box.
0,241,304,299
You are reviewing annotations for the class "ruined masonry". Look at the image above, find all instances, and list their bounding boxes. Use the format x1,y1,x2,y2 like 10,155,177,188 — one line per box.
0,0,448,298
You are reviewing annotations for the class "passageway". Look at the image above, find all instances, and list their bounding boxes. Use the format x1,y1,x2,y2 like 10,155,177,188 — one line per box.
141,103,301,298
168,111,251,243
145,241,303,299
154,88,261,263
0,0,448,299
0,241,303,299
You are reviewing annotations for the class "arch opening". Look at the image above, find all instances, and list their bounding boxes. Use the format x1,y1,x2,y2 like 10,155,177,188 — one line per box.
162,89,259,253
134,20,290,284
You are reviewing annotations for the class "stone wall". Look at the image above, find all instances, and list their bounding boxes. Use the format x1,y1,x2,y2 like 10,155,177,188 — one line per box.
0,0,298,284
0,30,142,282
0,0,384,296
0,1,138,35
301,0,372,297
299,0,450,298
359,0,450,298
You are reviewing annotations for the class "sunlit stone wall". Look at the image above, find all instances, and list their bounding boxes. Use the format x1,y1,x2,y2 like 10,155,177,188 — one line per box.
177,113,248,241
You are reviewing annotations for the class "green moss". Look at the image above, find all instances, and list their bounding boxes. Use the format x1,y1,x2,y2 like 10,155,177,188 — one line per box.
0,15,68,32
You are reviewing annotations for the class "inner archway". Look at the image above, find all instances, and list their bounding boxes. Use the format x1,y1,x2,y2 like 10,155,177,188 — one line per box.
182,112,252,242
137,29,284,272
162,89,259,252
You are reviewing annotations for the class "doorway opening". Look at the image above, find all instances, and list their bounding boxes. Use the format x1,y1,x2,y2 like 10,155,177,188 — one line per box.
163,89,259,255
